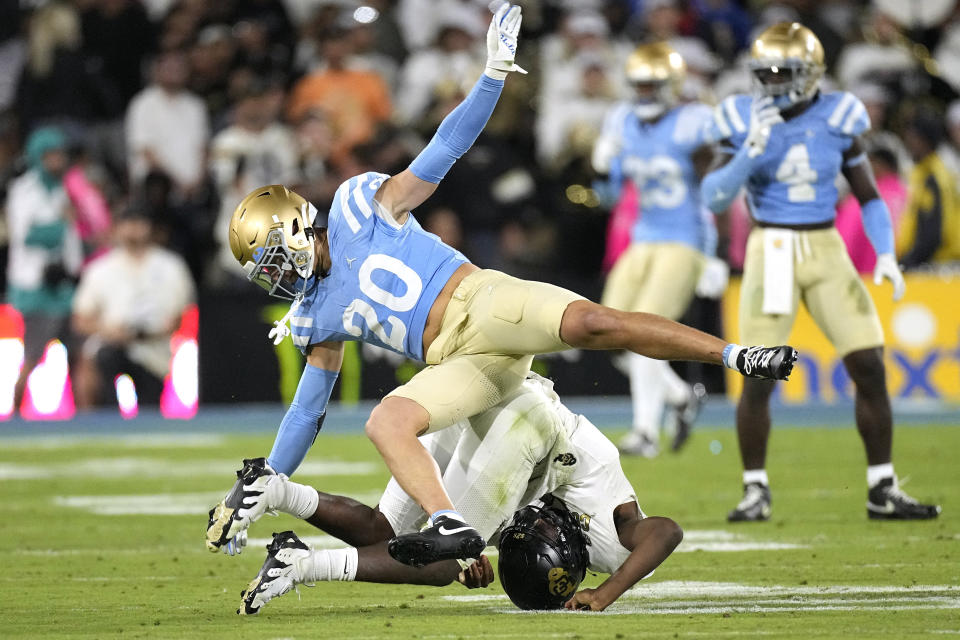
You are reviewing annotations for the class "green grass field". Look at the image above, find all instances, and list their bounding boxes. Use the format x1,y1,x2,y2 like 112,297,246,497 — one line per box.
1,421,957,639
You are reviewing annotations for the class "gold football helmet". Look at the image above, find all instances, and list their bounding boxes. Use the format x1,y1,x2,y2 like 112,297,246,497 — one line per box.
228,185,318,300
625,42,686,120
749,22,824,108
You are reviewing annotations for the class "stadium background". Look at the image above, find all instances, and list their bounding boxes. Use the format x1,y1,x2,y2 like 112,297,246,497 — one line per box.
1,1,959,417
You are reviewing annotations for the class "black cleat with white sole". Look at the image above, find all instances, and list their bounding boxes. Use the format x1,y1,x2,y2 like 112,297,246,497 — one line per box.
238,531,311,615
206,457,277,552
727,482,772,522
387,515,485,568
669,382,706,452
867,477,941,520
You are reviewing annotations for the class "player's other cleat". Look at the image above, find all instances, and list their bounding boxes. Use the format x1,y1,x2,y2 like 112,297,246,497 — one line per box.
387,515,486,568
736,345,798,380
668,382,706,452
618,432,660,458
238,531,311,615
206,457,278,552
727,482,772,522
867,477,941,520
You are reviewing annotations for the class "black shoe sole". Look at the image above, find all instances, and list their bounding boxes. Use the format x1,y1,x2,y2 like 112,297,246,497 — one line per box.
867,509,940,520
387,535,486,568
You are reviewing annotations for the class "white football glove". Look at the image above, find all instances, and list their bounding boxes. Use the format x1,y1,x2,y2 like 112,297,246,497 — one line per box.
222,530,247,556
874,252,906,301
746,96,783,158
485,3,526,80
696,257,730,299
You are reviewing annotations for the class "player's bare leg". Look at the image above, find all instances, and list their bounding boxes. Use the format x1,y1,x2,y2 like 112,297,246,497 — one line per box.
365,396,486,566
728,378,775,522
843,347,892,466
844,347,939,519
559,301,728,362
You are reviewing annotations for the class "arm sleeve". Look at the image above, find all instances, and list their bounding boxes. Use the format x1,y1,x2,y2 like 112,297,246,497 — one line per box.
267,364,339,476
860,197,896,257
700,144,754,213
408,73,505,183
901,175,943,268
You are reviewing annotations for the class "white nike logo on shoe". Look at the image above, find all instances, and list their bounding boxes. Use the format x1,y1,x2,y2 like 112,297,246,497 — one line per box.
867,500,896,514
438,524,475,536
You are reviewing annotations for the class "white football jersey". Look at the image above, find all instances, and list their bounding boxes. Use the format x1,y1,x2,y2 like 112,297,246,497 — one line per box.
378,374,640,575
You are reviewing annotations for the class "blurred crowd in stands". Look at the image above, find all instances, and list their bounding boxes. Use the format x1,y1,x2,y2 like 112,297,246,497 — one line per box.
3,0,960,407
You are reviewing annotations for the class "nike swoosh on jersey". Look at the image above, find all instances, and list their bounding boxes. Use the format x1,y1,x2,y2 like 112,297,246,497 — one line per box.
438,524,475,536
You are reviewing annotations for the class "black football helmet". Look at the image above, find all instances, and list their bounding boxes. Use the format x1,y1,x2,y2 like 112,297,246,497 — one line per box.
497,500,590,610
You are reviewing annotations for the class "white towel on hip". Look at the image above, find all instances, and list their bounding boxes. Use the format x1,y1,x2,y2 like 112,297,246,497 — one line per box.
761,228,794,315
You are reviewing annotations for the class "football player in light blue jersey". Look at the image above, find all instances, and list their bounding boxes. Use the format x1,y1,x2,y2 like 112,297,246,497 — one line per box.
206,6,798,569
593,42,727,458
701,22,940,522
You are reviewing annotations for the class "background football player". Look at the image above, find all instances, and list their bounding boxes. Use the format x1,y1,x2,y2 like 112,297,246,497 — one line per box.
207,5,797,570
593,42,727,458
700,22,940,522
220,374,683,614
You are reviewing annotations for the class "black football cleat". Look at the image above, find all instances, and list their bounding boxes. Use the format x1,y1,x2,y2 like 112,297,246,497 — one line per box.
387,515,486,568
669,382,706,452
867,477,941,520
238,531,311,615
206,458,278,552
736,345,798,380
727,482,772,522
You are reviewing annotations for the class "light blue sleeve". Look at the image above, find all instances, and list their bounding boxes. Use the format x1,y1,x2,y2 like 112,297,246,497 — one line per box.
700,143,754,213
409,74,505,183
825,92,871,138
861,197,894,256
267,364,339,476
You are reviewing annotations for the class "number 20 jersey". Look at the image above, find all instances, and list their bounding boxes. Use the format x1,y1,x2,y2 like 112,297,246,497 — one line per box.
290,172,468,361
599,102,714,251
707,91,870,226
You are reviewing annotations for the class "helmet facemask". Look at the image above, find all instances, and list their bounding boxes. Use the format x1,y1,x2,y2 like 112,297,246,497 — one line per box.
241,202,318,301
630,79,677,121
749,59,819,109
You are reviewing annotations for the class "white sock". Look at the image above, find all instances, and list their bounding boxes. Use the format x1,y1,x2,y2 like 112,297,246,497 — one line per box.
659,360,690,406
629,353,665,438
273,478,320,519
867,463,895,488
743,469,769,486
297,547,359,583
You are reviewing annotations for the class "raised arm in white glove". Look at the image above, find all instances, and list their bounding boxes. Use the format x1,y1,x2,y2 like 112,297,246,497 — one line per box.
746,96,783,158
485,3,526,80
874,252,906,301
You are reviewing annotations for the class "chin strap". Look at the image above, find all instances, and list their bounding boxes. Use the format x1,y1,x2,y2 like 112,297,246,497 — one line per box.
268,293,304,345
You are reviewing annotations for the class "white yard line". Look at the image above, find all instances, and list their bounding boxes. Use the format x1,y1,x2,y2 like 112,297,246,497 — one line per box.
2,458,378,480
53,489,384,515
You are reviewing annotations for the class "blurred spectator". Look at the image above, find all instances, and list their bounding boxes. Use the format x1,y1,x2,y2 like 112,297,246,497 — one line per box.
209,77,300,285
348,10,401,92
72,205,194,408
898,108,960,268
0,4,25,113
125,49,210,195
689,0,753,62
293,108,339,204
397,0,484,53
540,11,629,107
79,0,155,105
395,4,484,126
287,24,392,170
835,9,917,90
16,2,121,136
836,146,907,274
5,126,82,407
536,54,617,169
188,24,238,122
938,99,960,180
